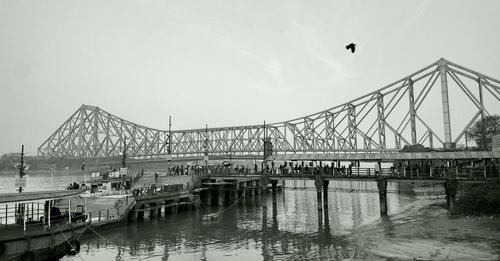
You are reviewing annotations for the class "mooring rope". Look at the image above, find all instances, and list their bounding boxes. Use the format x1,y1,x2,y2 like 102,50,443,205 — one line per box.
207,182,251,217
84,222,122,246
57,225,85,261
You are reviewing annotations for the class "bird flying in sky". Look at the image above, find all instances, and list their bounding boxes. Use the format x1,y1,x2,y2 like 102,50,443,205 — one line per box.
346,43,356,53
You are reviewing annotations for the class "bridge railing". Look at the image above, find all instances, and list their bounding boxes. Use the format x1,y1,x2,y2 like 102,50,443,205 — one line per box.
207,165,499,179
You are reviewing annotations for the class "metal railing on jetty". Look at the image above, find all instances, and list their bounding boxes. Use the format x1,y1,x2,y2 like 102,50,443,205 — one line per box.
0,196,137,229
206,165,499,179
86,196,136,227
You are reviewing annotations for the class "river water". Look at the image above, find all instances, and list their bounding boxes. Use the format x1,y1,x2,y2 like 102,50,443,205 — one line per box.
1,171,497,260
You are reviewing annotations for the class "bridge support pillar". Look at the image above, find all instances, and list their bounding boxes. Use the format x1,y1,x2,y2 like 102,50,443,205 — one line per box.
232,185,239,203
127,208,136,222
249,181,255,196
444,179,458,215
149,204,157,218
240,182,246,198
271,180,278,207
218,188,225,206
172,202,179,213
164,202,171,214
315,177,323,211
322,180,329,210
137,205,145,220
377,178,388,215
206,190,212,206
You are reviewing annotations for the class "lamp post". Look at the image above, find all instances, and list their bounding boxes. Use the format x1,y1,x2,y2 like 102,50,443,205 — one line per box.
167,116,172,175
18,145,25,193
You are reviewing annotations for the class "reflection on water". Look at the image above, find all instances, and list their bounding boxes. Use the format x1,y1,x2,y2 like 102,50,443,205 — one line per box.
0,172,424,260
59,180,416,261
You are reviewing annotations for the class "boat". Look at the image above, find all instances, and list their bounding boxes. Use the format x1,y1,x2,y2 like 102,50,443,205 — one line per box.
86,168,133,197
0,189,90,261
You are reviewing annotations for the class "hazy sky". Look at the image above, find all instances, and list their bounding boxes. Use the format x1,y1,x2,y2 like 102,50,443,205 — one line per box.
1,0,500,156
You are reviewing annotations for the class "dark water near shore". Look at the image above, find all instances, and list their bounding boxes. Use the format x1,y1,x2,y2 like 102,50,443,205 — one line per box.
0,172,439,260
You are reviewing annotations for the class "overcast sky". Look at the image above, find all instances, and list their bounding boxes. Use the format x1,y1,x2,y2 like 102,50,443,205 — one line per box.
1,0,499,156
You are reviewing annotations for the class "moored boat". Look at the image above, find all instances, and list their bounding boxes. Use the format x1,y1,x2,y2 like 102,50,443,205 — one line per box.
0,190,90,261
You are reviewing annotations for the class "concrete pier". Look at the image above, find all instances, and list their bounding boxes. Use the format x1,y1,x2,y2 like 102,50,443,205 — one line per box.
322,180,329,210
271,180,278,208
444,179,458,215
377,178,388,215
315,177,322,211
206,190,212,206
240,182,247,198
218,188,225,206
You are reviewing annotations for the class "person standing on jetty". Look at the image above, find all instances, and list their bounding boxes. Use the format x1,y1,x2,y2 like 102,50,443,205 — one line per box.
155,172,159,182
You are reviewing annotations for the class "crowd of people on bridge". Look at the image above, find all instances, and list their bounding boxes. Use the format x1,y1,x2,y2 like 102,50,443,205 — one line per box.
147,159,498,178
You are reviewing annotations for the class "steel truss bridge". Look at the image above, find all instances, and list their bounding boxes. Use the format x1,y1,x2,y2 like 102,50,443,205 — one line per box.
38,58,500,161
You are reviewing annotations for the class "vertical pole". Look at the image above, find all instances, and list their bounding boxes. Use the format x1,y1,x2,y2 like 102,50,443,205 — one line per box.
167,116,172,175
5,204,7,227
483,159,487,178
23,203,26,233
48,201,51,229
68,200,71,223
438,59,453,148
19,145,25,193
429,162,433,177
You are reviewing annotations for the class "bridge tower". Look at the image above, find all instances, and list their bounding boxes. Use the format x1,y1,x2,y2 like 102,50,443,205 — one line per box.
438,59,454,149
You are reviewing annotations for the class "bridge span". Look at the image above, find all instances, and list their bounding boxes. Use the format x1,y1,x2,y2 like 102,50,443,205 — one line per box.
38,58,500,160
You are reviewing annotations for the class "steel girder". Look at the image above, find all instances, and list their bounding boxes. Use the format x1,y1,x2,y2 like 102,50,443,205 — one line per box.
38,58,500,159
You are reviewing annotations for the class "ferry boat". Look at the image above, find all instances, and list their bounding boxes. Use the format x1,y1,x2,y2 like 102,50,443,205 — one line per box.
0,190,89,260
86,168,133,197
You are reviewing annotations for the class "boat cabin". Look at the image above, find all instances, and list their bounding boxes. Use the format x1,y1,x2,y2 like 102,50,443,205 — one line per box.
88,169,132,195
0,190,89,260
0,190,86,231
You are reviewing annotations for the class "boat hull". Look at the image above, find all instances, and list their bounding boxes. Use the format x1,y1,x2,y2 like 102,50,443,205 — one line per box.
0,222,88,261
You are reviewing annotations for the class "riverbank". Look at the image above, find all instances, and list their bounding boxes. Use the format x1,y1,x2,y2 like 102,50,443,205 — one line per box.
353,198,500,260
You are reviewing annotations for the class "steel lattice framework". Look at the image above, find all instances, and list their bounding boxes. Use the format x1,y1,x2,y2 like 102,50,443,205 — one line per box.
38,59,500,159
